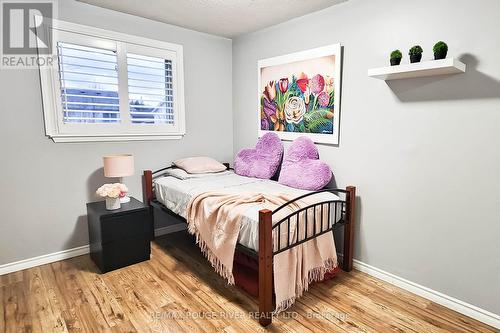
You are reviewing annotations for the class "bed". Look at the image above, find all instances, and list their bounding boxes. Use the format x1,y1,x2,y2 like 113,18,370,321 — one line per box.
143,164,356,326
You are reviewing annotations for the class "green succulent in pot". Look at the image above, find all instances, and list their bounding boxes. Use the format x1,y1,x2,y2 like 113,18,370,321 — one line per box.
390,50,402,66
409,45,423,63
433,41,448,60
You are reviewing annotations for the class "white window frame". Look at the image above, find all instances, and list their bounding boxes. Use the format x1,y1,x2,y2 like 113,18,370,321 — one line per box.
36,17,185,142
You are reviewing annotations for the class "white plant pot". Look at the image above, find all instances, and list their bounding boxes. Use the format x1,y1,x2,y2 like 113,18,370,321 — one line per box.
105,197,121,210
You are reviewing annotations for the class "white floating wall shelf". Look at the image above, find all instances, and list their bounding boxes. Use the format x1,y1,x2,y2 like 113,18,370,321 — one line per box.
368,58,466,80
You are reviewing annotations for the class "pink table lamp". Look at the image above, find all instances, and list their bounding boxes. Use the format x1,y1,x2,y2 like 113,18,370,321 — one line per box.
103,154,134,203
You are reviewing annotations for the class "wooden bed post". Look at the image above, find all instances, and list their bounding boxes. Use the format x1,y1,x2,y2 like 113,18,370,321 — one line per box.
258,209,273,326
143,170,153,205
343,186,356,271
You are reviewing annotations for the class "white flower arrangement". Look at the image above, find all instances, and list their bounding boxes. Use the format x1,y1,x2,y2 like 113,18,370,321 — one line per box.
96,183,128,199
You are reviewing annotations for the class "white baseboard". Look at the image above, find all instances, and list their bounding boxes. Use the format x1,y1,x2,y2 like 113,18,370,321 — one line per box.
0,245,90,276
154,223,187,237
1,239,497,329
0,225,187,276
353,259,500,329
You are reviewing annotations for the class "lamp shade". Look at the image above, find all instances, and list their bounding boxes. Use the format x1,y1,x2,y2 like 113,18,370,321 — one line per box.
103,154,134,177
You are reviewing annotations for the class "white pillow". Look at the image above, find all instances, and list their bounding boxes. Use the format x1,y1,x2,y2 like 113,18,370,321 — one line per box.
173,156,227,174
164,168,229,180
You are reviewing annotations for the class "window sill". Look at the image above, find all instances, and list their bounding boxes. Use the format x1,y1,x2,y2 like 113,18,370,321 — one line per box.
49,134,184,143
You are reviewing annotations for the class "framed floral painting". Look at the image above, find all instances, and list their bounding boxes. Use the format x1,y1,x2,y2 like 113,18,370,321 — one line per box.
258,44,342,145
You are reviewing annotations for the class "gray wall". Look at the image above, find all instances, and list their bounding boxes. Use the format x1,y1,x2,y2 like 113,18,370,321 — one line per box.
232,0,500,314
1,0,499,317
0,1,232,264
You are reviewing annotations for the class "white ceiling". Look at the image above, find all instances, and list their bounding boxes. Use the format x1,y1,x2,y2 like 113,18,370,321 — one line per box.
77,0,346,38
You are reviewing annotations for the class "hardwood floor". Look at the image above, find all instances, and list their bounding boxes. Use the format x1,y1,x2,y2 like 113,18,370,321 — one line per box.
1,232,497,333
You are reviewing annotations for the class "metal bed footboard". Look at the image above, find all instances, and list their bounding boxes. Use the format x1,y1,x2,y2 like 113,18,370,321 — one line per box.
257,186,356,326
271,189,348,256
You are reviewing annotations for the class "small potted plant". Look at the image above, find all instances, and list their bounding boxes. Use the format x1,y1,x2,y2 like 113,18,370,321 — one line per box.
96,183,128,210
433,41,448,60
408,45,423,63
390,50,402,66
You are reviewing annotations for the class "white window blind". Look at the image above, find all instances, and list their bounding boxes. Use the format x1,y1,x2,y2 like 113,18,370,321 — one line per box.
127,53,174,124
57,42,120,124
37,18,185,142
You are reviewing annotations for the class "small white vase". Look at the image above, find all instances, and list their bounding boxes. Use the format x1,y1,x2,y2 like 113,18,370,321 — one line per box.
105,197,121,210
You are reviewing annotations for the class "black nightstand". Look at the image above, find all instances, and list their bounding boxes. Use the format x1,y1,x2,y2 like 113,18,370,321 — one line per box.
86,197,153,273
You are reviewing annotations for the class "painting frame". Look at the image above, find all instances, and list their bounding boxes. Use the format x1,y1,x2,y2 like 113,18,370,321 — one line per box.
257,44,342,145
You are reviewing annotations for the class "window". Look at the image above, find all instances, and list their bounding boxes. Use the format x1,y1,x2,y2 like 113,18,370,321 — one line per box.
37,18,185,142
58,42,120,124
127,53,174,125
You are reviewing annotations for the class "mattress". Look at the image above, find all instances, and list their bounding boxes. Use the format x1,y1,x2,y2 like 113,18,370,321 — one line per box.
154,171,341,251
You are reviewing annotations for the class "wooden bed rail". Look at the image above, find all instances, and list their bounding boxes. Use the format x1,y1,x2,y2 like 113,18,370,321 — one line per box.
258,209,273,326
143,170,153,205
344,186,356,271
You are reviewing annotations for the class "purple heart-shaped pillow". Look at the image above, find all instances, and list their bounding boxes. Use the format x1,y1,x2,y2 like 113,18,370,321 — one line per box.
234,133,284,179
278,137,332,190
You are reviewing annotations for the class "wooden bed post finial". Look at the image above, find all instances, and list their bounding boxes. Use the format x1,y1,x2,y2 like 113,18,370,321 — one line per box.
343,186,356,271
258,209,273,327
